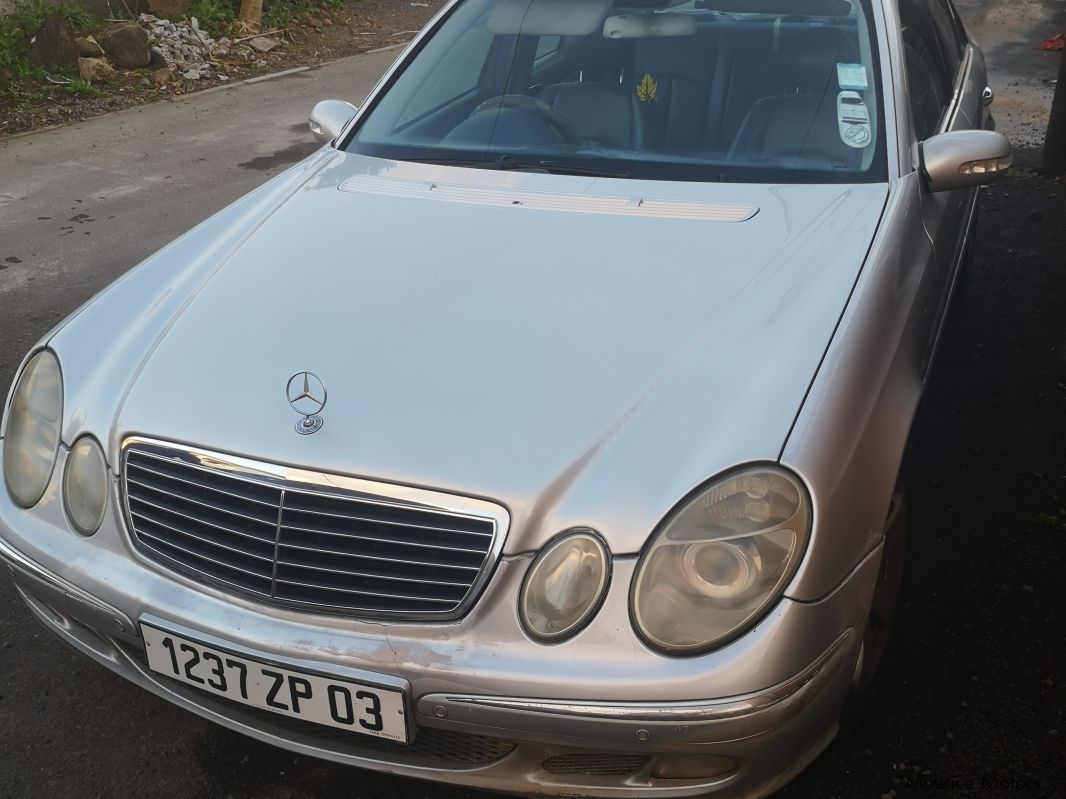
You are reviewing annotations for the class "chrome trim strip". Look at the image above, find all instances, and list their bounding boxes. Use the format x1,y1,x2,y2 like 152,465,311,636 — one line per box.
120,436,510,622
941,45,974,135
270,488,285,598
419,630,851,724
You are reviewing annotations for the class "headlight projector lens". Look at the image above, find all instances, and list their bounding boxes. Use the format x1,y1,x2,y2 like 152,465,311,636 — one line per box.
632,467,811,655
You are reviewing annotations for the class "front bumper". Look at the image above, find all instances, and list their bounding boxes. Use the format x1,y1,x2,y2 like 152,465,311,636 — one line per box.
0,442,880,798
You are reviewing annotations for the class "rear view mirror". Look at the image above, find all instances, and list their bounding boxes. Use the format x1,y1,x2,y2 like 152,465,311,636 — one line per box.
308,100,358,145
921,130,1012,192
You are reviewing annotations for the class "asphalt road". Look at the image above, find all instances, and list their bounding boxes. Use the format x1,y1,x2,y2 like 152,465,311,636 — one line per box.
0,45,399,384
1,5,1065,799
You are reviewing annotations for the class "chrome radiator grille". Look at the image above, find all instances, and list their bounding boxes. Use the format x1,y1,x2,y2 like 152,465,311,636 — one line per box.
121,439,507,619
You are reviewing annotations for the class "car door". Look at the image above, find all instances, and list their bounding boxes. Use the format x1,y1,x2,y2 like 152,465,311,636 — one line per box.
898,0,984,377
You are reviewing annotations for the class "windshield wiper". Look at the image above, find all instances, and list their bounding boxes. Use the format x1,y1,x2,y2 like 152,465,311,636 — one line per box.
530,161,631,179
413,155,629,179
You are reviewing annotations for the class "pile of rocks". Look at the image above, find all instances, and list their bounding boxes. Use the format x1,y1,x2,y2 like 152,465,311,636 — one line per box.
139,13,231,81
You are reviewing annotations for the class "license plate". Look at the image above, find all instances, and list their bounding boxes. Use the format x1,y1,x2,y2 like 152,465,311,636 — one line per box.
140,622,408,742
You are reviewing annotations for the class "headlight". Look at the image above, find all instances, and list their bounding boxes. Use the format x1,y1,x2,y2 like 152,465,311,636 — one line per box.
3,351,63,508
519,530,610,642
631,466,811,655
63,436,108,535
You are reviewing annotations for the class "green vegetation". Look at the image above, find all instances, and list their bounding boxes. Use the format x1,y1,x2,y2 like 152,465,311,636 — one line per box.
187,0,235,35
1035,510,1066,530
2,81,46,110
63,76,100,96
0,0,95,77
161,0,342,37
262,0,341,28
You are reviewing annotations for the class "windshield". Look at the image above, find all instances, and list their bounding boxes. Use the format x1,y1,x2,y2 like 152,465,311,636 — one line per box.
346,0,886,183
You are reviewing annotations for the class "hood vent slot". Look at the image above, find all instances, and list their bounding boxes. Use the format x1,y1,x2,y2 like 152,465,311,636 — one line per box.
338,175,758,222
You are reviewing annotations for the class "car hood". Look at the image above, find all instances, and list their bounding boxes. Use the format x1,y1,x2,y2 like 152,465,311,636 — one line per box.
99,153,886,554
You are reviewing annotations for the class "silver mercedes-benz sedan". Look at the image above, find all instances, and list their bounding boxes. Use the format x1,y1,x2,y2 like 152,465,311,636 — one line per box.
0,0,1010,795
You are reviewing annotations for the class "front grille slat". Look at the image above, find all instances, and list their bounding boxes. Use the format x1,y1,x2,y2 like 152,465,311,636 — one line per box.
274,574,460,604
278,540,482,573
127,459,281,510
123,440,503,619
279,520,490,556
127,492,278,549
136,536,274,594
127,474,281,527
279,502,494,541
130,509,276,564
128,449,285,503
279,487,490,539
275,556,474,588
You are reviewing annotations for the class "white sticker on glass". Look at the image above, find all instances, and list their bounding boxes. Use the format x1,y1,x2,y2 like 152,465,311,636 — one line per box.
836,62,869,91
837,90,872,149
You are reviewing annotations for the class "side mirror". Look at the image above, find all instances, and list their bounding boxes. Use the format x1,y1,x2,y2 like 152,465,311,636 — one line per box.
308,100,358,144
920,129,1012,192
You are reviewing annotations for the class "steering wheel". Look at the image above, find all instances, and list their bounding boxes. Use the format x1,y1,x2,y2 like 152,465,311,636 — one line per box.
465,94,580,145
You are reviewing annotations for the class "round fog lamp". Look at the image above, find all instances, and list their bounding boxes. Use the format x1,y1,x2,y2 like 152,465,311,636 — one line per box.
519,531,610,642
63,436,108,535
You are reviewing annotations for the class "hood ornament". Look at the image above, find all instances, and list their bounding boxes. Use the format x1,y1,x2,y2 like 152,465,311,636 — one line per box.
286,372,327,435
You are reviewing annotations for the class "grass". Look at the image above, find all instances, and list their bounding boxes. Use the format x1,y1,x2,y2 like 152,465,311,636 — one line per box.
186,0,235,36
63,76,100,96
1035,510,1066,530
2,81,46,111
172,0,344,37
262,0,304,30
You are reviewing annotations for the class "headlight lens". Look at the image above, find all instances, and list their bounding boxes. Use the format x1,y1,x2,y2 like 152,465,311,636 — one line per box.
519,531,610,642
63,436,108,535
631,467,811,655
3,351,63,508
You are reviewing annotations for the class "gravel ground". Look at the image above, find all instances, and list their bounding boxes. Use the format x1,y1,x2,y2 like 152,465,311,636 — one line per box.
0,0,445,136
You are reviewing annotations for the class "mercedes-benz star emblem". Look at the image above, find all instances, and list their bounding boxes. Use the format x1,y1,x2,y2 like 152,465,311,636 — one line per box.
286,372,327,435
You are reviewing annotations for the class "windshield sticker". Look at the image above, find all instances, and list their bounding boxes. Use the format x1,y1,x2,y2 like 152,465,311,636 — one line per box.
837,90,872,149
636,73,657,103
836,62,869,91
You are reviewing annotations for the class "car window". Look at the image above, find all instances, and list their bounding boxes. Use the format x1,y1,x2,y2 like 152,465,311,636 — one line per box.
899,0,953,138
396,23,496,128
349,0,887,184
535,34,562,60
930,0,967,61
